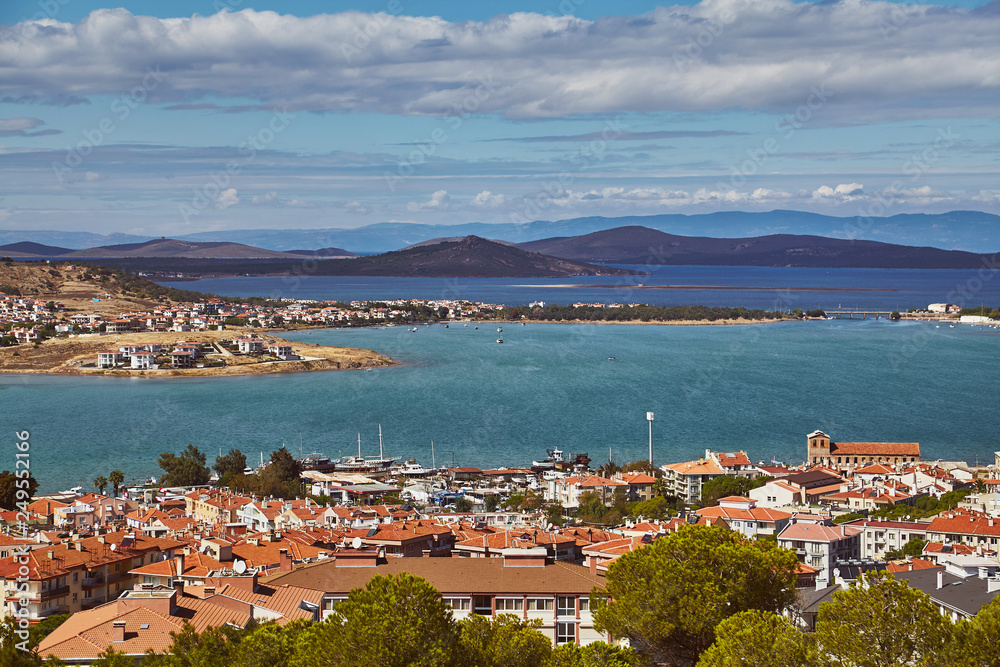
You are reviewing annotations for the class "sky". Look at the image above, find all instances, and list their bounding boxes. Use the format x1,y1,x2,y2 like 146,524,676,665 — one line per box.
0,0,998,239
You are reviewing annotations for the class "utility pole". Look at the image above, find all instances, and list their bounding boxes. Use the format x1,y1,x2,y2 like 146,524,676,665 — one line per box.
646,412,655,465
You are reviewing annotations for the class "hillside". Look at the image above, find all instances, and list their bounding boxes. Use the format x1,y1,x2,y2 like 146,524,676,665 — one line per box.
515,226,997,269
0,242,74,257
62,238,304,259
313,236,639,277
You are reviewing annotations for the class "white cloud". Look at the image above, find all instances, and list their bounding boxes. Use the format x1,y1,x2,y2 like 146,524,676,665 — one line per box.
812,183,864,200
214,188,239,209
0,117,42,132
251,191,278,205
470,190,507,208
407,190,451,212
2,2,998,119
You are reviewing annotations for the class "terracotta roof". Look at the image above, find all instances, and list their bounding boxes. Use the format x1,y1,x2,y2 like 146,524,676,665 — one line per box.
698,505,792,522
926,515,1000,537
661,459,724,475
886,558,939,573
264,557,603,595
714,452,752,467
619,472,656,484
0,532,184,580
831,442,920,456
778,523,861,542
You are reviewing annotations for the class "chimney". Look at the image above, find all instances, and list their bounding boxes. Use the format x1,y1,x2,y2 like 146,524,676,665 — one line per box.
112,620,126,643
75,542,83,552
98,535,106,544
937,570,944,589
175,553,184,579
989,577,1000,593
172,577,185,596
204,586,216,596
47,550,54,559
279,548,292,572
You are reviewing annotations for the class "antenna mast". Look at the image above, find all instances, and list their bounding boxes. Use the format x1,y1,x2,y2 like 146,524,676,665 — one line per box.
379,424,384,459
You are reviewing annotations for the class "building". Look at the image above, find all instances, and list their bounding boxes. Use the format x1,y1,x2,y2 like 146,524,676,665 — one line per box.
96,351,124,369
777,521,862,586
547,475,627,509
267,343,299,360
847,519,931,559
130,351,157,369
659,450,756,503
807,430,921,467
237,336,264,354
695,496,792,538
616,472,656,502
264,549,607,646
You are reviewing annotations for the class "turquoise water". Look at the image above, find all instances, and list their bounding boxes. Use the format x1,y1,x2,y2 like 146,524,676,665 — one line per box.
2,319,998,493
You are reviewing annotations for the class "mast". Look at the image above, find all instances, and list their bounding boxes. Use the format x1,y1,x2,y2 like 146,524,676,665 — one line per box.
431,440,435,469
357,433,362,458
379,424,384,459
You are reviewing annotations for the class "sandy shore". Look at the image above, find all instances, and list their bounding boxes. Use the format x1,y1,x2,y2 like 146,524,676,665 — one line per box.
0,329,395,377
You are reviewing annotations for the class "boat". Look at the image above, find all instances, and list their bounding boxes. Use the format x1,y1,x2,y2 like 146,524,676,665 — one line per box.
298,452,339,473
334,427,400,474
532,448,565,470
497,337,503,343
411,327,418,332
60,486,83,496
608,356,616,361
497,327,502,333
393,460,434,477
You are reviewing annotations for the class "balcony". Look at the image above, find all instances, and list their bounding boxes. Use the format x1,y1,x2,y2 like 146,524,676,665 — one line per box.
38,605,69,618
82,576,105,589
81,597,106,610
40,586,70,601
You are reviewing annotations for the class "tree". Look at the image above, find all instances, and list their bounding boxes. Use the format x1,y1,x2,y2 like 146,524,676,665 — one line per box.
592,524,799,666
696,610,815,667
630,496,669,520
92,647,134,667
458,614,552,667
699,476,753,506
484,495,500,513
949,596,1000,667
455,496,474,513
108,470,124,497
157,445,211,487
884,537,927,561
814,571,953,667
0,470,40,511
889,310,901,321
93,476,108,495
291,573,459,667
550,642,647,667
214,449,248,488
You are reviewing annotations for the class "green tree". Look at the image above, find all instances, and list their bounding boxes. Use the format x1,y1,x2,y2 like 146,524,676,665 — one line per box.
157,445,211,487
232,622,297,667
93,475,108,495
214,449,248,488
696,610,815,667
91,647,134,667
0,470,40,511
630,496,669,520
484,495,500,513
2,613,71,666
108,470,124,497
884,537,927,561
549,642,647,667
143,622,244,667
592,524,799,666
699,476,753,506
889,311,902,321
458,613,552,667
291,573,459,667
455,496,474,513
949,596,1000,667
814,571,953,667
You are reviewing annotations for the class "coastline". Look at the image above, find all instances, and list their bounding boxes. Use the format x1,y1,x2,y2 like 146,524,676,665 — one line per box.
0,330,396,378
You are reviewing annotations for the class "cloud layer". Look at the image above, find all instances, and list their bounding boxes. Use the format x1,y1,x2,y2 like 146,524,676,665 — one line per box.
2,0,998,118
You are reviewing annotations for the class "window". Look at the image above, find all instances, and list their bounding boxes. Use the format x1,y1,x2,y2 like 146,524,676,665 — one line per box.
473,595,493,616
72,593,78,603
557,596,575,617
578,597,589,612
496,598,523,612
527,598,553,612
322,597,346,612
444,597,471,611
556,622,576,645
73,572,78,583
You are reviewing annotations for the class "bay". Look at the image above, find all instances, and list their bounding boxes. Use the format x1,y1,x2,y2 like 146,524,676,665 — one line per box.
2,317,999,493
173,265,1000,312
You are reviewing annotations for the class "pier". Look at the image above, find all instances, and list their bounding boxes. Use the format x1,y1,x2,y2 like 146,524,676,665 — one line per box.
825,310,895,320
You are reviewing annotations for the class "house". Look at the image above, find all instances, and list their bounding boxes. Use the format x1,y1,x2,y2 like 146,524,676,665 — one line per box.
130,351,157,369
924,511,1000,551
96,350,124,368
264,549,607,646
236,336,264,354
749,479,802,508
54,503,97,530
547,475,627,509
846,519,931,559
777,521,862,586
169,350,194,368
695,496,792,538
267,343,299,360
807,430,921,468
616,472,656,502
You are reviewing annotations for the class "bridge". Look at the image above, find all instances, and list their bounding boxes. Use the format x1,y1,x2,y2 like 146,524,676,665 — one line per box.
824,310,896,320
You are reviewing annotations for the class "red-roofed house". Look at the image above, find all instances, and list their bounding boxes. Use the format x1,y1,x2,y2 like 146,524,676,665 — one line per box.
777,521,862,585
695,496,792,537
547,475,627,509
807,430,921,467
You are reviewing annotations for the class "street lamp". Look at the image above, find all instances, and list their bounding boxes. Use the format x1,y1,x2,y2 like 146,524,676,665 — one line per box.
646,412,655,465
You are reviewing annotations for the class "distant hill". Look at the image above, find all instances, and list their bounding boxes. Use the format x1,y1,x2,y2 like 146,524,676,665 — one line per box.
285,247,358,258
61,239,304,259
0,241,74,256
515,226,996,269
322,236,640,277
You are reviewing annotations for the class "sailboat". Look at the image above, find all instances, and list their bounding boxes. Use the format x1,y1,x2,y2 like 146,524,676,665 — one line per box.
334,425,400,473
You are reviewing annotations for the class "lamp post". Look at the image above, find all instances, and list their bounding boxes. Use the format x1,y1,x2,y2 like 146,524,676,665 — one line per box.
646,412,655,465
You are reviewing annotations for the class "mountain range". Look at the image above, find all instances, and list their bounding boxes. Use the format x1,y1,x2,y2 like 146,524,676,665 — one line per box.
0,239,356,259
514,226,994,269
1,210,998,255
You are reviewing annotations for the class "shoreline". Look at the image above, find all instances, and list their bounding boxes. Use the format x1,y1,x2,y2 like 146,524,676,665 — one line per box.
0,330,396,378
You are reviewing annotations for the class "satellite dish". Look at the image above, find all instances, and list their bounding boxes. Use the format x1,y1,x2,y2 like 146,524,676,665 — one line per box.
109,543,117,551
351,536,362,550
233,560,247,574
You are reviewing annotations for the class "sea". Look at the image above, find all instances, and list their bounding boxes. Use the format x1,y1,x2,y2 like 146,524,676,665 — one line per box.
3,266,999,493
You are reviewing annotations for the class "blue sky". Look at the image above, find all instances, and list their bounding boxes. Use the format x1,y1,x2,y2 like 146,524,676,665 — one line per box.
0,0,998,240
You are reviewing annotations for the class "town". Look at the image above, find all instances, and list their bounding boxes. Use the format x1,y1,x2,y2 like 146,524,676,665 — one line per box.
2,431,999,665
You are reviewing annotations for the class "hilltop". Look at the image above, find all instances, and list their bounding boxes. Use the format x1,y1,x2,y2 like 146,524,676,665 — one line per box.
1,239,357,259
515,226,997,269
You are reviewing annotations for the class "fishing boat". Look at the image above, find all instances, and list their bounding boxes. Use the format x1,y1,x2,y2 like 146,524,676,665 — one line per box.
497,337,503,343
532,448,565,470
